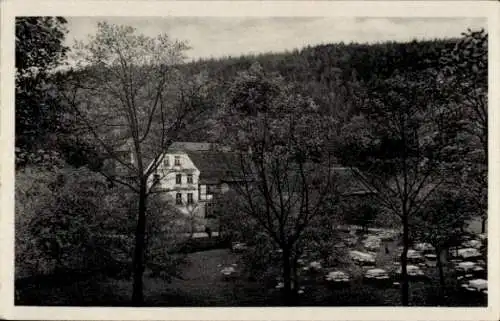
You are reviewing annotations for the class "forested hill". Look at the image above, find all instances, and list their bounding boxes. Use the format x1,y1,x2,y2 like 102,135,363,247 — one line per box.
176,38,458,141
185,38,457,83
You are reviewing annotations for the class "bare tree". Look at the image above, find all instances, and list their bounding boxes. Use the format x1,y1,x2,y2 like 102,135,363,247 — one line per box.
217,64,341,304
60,22,209,305
339,69,464,306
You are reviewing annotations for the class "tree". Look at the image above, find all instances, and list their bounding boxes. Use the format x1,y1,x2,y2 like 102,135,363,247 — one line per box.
15,163,63,277
143,193,189,282
439,29,488,233
338,68,464,306
218,190,257,243
15,17,69,165
440,29,487,161
61,22,210,305
411,187,473,301
185,202,203,238
217,63,340,304
15,160,133,279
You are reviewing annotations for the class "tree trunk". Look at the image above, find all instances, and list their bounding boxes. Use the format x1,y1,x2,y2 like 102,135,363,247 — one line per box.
292,257,299,303
282,247,294,306
190,216,195,238
400,212,410,306
481,217,486,234
436,247,445,302
132,184,148,306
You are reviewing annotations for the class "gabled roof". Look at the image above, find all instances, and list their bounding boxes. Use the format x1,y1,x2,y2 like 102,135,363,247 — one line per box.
185,151,243,184
283,164,375,195
167,142,232,153
168,142,213,152
330,166,375,195
115,140,374,195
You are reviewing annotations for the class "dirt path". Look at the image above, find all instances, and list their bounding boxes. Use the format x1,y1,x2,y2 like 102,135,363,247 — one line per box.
146,249,250,306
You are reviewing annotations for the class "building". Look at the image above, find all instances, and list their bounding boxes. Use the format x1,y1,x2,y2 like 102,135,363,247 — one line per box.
146,142,242,222
111,141,374,232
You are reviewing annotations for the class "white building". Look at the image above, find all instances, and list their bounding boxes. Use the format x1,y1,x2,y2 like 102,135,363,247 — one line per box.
146,142,240,222
112,141,373,232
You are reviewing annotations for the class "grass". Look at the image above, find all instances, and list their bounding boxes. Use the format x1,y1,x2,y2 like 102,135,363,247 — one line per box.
16,227,487,307
16,248,281,306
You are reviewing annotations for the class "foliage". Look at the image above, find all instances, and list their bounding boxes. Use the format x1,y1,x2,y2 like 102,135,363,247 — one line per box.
335,63,466,306
15,161,187,285
439,29,487,158
144,194,190,282
16,165,59,276
411,186,474,295
15,17,69,165
338,69,464,216
62,21,213,190
412,187,474,250
60,21,212,304
439,29,488,232
15,163,130,277
181,38,456,124
216,63,341,303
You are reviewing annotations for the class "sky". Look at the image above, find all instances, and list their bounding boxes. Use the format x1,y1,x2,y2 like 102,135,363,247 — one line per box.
65,17,487,61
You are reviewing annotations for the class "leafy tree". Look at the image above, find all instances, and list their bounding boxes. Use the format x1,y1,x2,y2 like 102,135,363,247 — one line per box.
143,192,189,282
15,160,184,286
15,17,103,170
180,37,456,131
61,22,210,304
15,17,69,165
440,29,487,160
217,63,340,304
338,68,464,306
16,164,62,277
218,190,258,243
439,29,488,232
185,202,205,237
411,187,473,300
15,161,131,278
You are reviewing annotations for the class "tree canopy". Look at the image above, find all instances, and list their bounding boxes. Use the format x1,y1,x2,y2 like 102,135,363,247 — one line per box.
15,17,69,162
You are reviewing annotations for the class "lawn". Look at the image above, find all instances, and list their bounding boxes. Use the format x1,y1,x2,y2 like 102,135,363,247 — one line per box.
15,227,487,307
16,248,281,306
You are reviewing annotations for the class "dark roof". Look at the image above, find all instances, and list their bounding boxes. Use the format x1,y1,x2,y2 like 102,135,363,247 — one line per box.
186,151,243,184
282,164,374,196
114,140,373,195
329,167,375,195
186,150,373,195
167,142,232,153
169,142,213,152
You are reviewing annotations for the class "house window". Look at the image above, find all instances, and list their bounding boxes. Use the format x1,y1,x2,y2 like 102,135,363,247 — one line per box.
206,202,216,219
176,174,182,184
164,156,169,167
174,156,181,166
176,193,182,205
153,174,160,186
187,193,194,204
187,174,193,184
199,185,206,200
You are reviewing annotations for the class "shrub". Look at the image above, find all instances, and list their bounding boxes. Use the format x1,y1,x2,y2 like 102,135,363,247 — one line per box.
177,236,229,253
